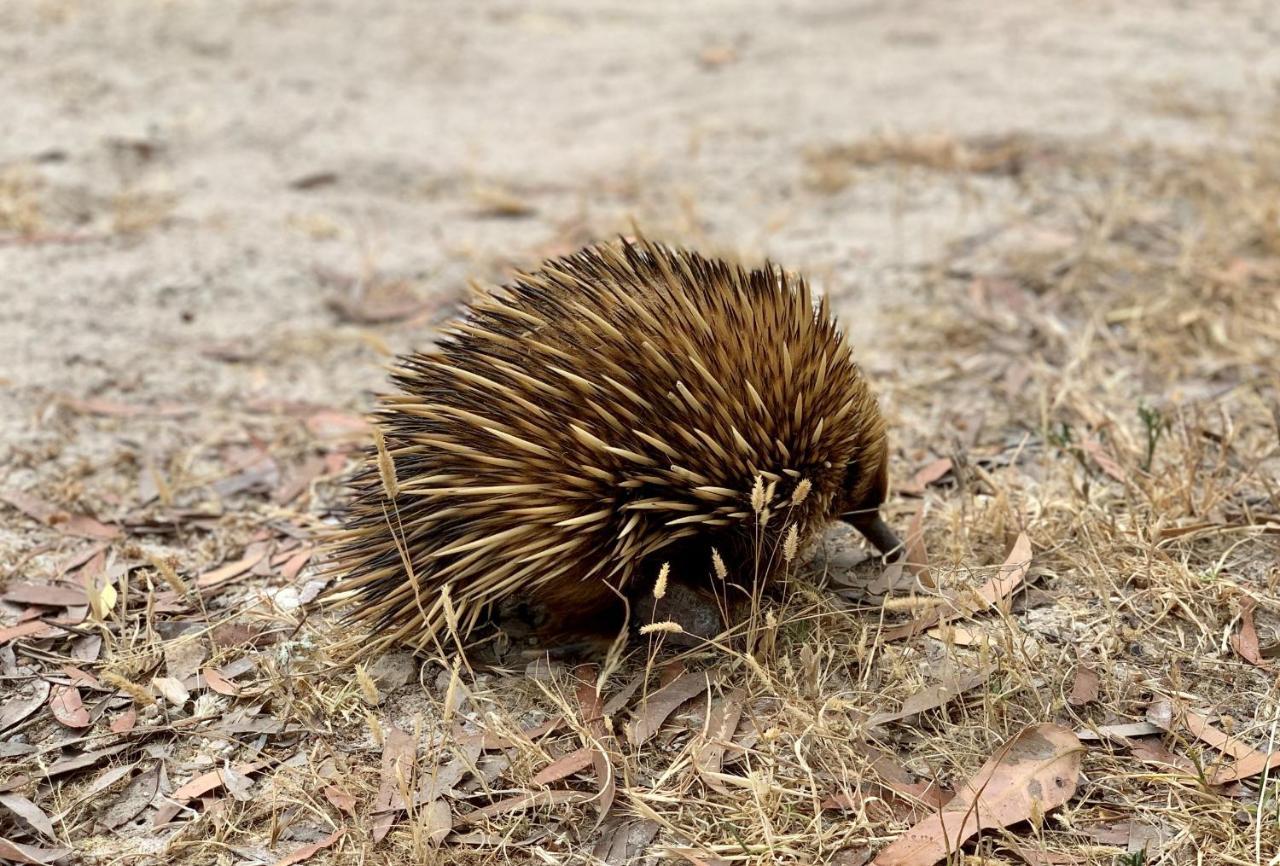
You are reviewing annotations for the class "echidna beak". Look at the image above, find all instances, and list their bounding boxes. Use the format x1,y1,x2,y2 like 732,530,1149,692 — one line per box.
845,513,903,557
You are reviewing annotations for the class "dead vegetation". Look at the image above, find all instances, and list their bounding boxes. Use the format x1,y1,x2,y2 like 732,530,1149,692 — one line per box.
2,123,1280,866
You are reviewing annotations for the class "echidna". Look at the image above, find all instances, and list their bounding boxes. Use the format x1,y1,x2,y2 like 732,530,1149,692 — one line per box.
326,238,899,655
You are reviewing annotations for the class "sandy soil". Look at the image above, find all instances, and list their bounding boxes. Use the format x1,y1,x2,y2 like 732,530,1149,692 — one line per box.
3,2,1280,864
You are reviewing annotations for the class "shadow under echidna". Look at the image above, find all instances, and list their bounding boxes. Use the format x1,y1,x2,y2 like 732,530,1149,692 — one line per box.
323,237,900,658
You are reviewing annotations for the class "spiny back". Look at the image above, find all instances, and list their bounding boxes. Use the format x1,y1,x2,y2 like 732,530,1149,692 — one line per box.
326,239,887,652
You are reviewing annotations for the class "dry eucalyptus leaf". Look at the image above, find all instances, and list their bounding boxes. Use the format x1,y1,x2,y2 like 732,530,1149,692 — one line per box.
872,723,1084,866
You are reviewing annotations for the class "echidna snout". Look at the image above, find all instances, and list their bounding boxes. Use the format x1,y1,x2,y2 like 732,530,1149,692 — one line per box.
325,238,900,654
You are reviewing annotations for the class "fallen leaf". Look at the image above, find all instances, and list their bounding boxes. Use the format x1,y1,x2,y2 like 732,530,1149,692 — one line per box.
0,491,120,539
899,458,953,495
305,410,369,440
872,724,1084,866
202,667,241,697
694,689,745,794
279,546,314,581
0,793,56,840
110,708,137,733
1075,721,1163,741
152,676,190,707
324,786,357,815
171,761,265,802
421,799,452,843
272,828,345,865
372,725,416,842
99,765,161,829
273,457,328,505
1067,665,1099,707
1229,598,1268,669
1081,439,1125,481
1127,737,1198,774
49,684,91,728
0,621,59,646
196,547,270,589
627,671,709,746
472,716,564,750
870,666,995,726
0,838,71,865
46,744,130,777
1,680,52,731
2,583,86,607
531,749,594,785
457,790,589,825
571,665,616,828
1146,700,1280,784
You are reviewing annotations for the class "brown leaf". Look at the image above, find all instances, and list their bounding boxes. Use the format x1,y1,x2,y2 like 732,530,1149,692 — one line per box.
305,410,369,440
279,546,315,581
1,680,52,731
531,748,594,785
0,793,56,840
899,458,953,496
46,744,130,777
419,799,452,844
969,531,1032,611
903,504,931,585
471,716,564,750
271,828,344,865
694,689,745,794
627,671,709,746
1067,665,1099,707
110,707,137,733
1229,598,1269,669
573,666,615,827
202,667,241,696
1081,438,1126,481
1146,700,1280,784
372,725,416,842
1127,737,1198,774
0,491,120,539
324,786,357,815
49,684,91,728
0,621,59,646
872,724,1084,866
870,666,995,726
171,761,265,802
99,765,161,829
0,838,71,865
457,790,589,825
2,582,86,607
196,546,270,589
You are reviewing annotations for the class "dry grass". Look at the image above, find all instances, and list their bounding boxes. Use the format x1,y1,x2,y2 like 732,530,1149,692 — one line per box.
2,124,1279,866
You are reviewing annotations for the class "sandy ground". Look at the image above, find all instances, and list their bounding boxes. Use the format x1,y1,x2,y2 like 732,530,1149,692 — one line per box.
3,2,1280,864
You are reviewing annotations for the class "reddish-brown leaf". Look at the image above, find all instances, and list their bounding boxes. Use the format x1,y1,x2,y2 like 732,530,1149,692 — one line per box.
372,725,416,842
49,685,91,728
279,546,314,581
305,410,369,439
531,748,594,785
0,491,119,539
171,761,265,802
873,724,1084,866
627,671,708,746
202,667,242,697
0,838,71,865
899,458,953,495
1067,665,1099,707
196,547,270,589
110,708,137,734
1081,438,1126,482
2,583,86,607
324,786,357,815
271,828,344,866
0,621,58,646
1146,700,1280,784
1229,598,1268,669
